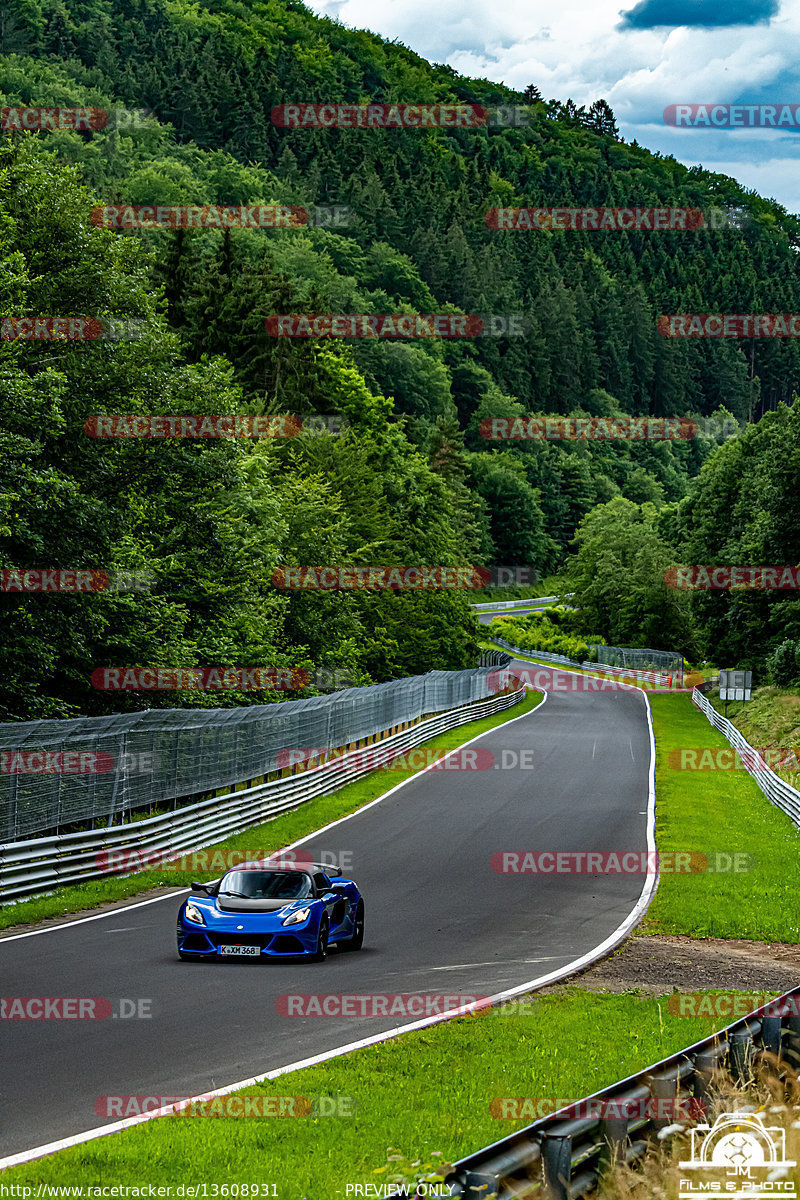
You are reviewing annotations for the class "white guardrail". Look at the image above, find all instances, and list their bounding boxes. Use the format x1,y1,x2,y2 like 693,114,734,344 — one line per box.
0,687,525,902
490,637,671,684
692,687,800,828
470,595,567,612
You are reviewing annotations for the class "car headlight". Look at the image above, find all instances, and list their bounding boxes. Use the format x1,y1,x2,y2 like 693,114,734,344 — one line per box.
184,902,206,925
282,907,311,926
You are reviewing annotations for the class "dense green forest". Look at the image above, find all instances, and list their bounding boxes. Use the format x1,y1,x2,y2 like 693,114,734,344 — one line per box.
2,0,800,719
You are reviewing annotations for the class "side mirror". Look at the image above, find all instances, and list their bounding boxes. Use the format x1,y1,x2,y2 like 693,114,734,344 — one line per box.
321,892,339,903
191,881,211,894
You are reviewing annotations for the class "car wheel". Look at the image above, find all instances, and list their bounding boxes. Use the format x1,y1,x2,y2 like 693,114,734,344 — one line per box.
311,915,329,962
343,901,364,951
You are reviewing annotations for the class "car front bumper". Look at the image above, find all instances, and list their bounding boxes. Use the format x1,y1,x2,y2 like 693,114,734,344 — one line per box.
177,916,317,958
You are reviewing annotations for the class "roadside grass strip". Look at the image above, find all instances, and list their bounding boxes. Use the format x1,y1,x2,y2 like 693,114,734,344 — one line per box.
0,989,745,1191
707,683,800,787
485,645,800,941
709,683,800,749
5,669,797,1191
644,692,800,942
0,691,542,932
482,640,649,684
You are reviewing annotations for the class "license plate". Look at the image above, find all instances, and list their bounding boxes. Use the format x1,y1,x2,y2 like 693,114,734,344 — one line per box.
220,944,260,957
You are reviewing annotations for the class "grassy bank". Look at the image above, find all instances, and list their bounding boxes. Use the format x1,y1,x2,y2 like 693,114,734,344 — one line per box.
708,683,800,747
5,673,798,1193
707,683,800,787
3,990,737,1194
644,691,800,941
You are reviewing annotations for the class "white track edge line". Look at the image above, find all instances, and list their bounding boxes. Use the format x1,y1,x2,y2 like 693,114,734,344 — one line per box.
0,676,659,1171
0,687,539,945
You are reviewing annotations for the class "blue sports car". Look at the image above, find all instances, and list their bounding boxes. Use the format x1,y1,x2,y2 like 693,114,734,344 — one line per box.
176,862,364,962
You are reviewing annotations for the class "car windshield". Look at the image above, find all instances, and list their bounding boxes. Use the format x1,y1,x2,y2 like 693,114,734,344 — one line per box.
218,871,313,900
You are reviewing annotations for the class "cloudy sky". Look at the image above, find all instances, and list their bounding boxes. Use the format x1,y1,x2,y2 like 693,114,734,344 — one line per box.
305,0,800,215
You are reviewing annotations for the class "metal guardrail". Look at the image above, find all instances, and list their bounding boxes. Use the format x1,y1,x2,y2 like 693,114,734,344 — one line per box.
491,638,670,684
471,596,564,612
387,986,800,1199
1,667,504,842
595,644,684,678
478,650,513,667
491,638,578,667
692,687,800,827
0,686,525,901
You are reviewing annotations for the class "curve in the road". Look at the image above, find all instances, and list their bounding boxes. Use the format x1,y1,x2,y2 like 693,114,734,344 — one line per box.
0,663,656,1167
476,605,553,624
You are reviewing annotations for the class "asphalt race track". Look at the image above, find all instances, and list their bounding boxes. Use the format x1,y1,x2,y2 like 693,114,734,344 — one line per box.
0,661,653,1159
475,605,550,624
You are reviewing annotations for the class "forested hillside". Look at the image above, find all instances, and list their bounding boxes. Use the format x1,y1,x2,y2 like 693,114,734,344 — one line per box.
2,0,800,717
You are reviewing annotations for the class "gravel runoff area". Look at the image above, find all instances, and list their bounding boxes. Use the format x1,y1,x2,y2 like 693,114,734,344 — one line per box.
6,890,798,994
541,933,800,996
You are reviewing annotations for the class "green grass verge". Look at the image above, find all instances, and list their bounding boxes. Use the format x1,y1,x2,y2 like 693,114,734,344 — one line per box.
482,640,612,677
3,989,750,1195
1,690,540,932
708,683,800,748
476,575,564,602
644,692,800,941
6,671,799,1191
483,649,800,940
706,684,800,788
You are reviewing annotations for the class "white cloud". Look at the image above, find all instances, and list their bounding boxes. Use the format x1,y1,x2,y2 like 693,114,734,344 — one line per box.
307,0,800,213
678,155,800,210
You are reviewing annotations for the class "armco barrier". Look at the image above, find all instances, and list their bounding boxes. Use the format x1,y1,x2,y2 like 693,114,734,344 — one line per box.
692,687,800,827
478,649,512,667
470,596,566,612
1,666,513,842
0,685,524,901
491,638,670,685
387,986,800,1199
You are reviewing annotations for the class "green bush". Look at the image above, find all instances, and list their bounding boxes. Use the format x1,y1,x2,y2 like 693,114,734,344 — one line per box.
766,640,800,687
492,615,593,663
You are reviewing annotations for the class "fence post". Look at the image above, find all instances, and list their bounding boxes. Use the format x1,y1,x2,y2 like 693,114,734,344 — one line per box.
693,1041,727,1100
541,1133,572,1200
